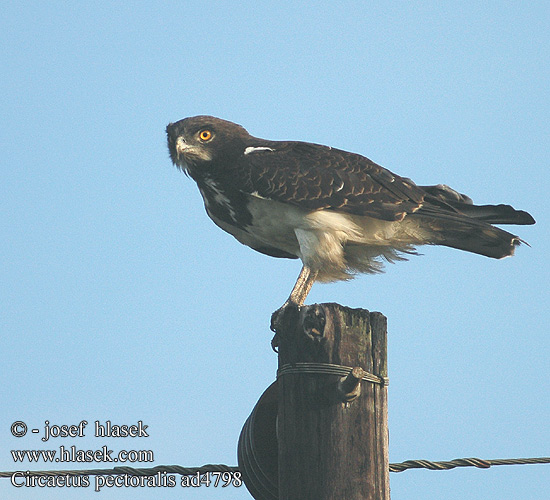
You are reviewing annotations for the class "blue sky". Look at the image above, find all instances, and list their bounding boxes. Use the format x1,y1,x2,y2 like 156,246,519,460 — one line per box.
1,2,548,499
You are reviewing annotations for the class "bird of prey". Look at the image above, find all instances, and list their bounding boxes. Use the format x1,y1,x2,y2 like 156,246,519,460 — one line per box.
166,116,535,325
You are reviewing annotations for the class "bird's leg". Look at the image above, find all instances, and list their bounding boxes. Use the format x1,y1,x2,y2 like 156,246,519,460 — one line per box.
270,265,318,338
287,265,318,307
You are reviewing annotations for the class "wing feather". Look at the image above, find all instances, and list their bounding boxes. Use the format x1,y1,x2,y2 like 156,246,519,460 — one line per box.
231,141,427,221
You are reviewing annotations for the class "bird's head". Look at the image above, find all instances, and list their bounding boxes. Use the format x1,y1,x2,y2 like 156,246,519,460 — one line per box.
166,115,251,174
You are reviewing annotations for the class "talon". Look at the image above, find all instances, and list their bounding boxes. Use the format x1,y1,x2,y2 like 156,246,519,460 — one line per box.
270,301,295,333
271,265,318,334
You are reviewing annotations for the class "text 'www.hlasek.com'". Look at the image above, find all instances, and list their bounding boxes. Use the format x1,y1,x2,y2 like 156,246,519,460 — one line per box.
8,419,242,491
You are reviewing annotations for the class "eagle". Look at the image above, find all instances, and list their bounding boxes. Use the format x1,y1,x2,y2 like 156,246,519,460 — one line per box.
166,116,535,326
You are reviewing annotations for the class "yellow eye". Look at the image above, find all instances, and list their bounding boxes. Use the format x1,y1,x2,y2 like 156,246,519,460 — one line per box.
199,130,212,141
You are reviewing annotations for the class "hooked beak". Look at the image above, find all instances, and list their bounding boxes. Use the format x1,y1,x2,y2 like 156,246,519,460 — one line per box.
175,137,189,159
169,133,212,169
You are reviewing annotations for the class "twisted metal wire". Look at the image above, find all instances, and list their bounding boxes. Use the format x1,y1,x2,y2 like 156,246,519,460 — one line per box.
0,464,238,478
1,457,548,478
389,456,550,473
278,362,389,386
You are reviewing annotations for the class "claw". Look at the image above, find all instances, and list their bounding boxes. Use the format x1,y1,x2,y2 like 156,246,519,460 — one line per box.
271,300,297,337
270,265,319,349
271,265,318,330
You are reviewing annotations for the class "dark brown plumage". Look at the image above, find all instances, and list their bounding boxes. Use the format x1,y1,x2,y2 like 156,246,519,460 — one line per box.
166,115,535,316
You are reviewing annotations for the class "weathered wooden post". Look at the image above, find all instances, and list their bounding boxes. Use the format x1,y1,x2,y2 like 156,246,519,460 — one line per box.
274,303,389,500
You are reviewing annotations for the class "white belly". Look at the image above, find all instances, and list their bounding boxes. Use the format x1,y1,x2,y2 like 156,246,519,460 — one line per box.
205,194,430,282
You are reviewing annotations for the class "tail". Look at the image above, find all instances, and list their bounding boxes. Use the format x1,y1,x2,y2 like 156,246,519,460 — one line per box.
444,203,535,226
415,185,535,259
431,219,525,259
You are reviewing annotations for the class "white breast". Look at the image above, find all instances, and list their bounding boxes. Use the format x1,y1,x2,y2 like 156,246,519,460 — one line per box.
204,193,430,282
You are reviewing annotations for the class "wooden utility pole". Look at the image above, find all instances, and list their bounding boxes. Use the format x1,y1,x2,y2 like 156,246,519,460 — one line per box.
274,303,389,500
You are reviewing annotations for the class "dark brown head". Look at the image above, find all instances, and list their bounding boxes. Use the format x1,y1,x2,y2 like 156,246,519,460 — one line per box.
166,116,252,173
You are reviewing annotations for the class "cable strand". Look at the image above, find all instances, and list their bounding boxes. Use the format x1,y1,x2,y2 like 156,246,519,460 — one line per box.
1,457,548,478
